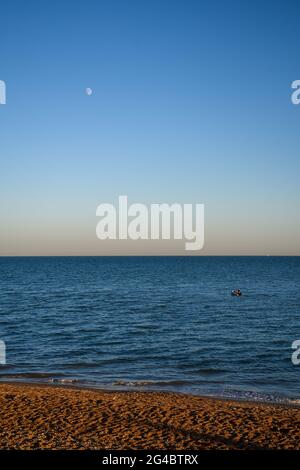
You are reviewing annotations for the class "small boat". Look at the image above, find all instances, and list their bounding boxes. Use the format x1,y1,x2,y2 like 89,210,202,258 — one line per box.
231,289,242,297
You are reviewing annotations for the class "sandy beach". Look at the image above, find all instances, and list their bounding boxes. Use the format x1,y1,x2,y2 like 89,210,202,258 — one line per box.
0,383,299,450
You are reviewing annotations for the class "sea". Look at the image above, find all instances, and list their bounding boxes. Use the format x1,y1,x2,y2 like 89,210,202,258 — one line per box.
0,256,299,404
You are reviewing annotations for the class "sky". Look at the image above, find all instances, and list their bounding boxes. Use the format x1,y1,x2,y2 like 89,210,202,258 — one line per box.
1,0,300,255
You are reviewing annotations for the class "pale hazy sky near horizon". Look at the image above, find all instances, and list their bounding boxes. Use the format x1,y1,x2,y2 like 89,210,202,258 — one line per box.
1,0,300,255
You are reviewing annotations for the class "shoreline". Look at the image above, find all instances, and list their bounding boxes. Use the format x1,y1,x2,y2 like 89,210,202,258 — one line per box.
0,379,299,410
0,382,299,449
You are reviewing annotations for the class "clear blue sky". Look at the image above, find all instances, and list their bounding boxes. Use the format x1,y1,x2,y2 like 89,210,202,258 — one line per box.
1,0,300,255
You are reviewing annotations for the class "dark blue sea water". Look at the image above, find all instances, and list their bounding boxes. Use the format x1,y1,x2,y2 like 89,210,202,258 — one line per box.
0,257,299,404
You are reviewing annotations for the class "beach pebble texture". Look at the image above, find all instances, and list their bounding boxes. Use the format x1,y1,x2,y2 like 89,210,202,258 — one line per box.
0,383,299,450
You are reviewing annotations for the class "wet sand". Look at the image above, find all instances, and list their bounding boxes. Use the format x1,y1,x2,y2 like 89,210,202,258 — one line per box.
0,382,299,450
